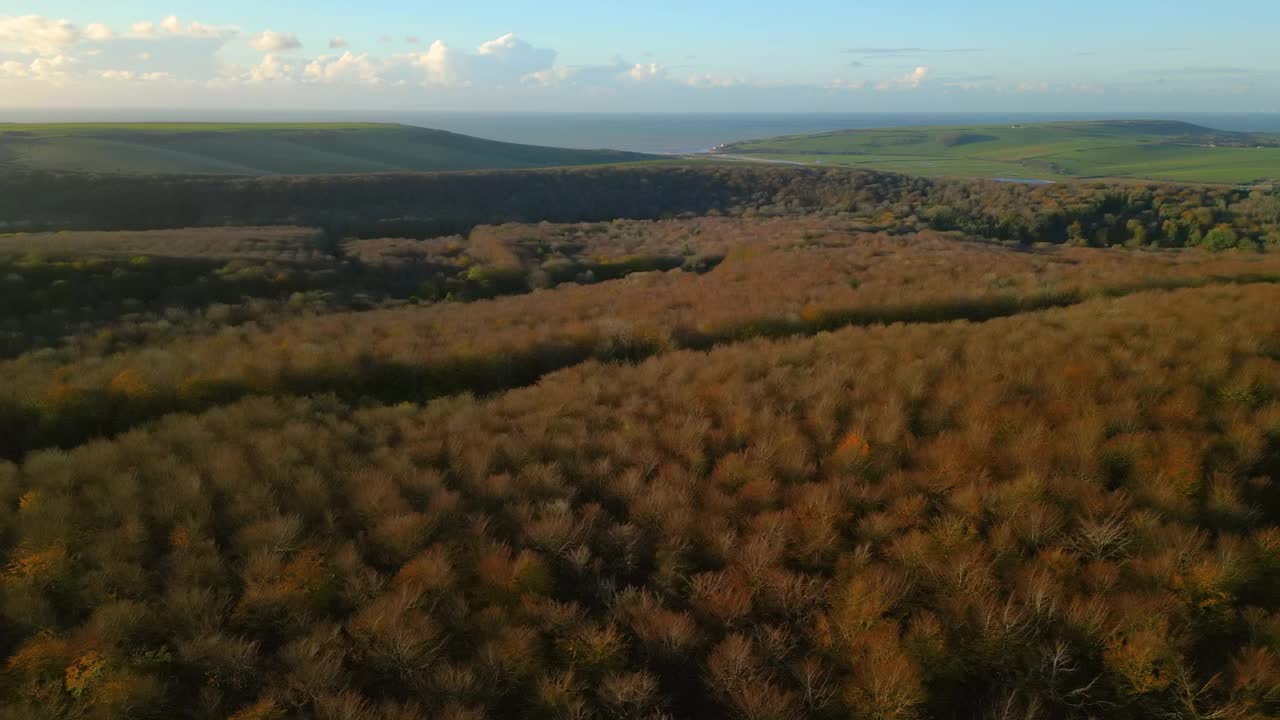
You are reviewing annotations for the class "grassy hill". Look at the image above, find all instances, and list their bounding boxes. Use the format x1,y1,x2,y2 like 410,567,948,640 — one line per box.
715,120,1280,184
0,122,654,175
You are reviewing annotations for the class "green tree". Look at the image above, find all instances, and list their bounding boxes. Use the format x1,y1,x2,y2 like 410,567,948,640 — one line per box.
1201,225,1239,251
1126,219,1148,247
1067,220,1086,246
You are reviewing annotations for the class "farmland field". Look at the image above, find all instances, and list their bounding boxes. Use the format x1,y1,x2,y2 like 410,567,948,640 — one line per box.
717,120,1280,184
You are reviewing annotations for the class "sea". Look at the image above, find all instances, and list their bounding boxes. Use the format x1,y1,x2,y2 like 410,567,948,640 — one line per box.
5,110,1280,155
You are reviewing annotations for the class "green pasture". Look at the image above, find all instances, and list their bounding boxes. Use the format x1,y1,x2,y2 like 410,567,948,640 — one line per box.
719,120,1280,184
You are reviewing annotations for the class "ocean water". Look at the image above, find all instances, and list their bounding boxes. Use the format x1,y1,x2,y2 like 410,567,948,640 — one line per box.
5,109,1280,154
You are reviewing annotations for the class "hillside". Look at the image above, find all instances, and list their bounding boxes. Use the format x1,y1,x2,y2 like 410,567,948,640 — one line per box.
715,119,1280,184
5,214,1280,719
0,123,654,175
3,165,1280,249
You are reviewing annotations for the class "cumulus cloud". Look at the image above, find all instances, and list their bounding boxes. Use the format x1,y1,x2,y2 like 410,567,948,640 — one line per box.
246,54,297,83
86,20,237,84
84,23,115,41
414,33,555,87
0,15,80,54
129,16,238,40
877,66,929,90
0,14,237,89
532,59,624,87
0,20,761,102
414,41,461,85
0,54,80,83
528,57,689,89
475,32,556,80
251,30,301,52
521,65,570,87
31,54,78,82
628,63,664,82
98,69,173,82
524,56,746,93
305,51,381,85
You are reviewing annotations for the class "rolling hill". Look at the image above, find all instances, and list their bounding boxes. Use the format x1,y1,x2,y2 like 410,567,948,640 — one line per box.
0,122,655,175
714,120,1280,184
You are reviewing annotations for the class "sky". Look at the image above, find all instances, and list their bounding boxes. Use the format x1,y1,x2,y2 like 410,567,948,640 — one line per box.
2,1,1279,113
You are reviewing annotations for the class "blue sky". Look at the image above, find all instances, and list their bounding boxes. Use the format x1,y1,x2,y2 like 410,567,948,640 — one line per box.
2,1,1278,112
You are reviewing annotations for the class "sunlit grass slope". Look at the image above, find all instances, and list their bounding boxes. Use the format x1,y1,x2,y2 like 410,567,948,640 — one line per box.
719,120,1280,184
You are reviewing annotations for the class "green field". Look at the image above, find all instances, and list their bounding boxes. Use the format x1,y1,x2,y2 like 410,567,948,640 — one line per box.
0,123,654,175
716,120,1280,184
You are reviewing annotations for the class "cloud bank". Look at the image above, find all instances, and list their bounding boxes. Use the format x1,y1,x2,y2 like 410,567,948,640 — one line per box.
1,13,1242,111
251,31,301,52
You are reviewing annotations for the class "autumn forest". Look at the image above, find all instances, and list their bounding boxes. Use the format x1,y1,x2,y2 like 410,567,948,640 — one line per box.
3,165,1280,720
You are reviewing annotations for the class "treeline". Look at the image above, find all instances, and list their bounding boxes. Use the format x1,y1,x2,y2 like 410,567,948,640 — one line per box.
3,166,1279,248
3,283,1280,719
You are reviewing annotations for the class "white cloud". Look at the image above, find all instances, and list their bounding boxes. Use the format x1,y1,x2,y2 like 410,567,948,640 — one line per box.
0,59,27,78
522,66,569,87
129,16,237,40
98,69,174,82
84,23,115,41
0,15,80,54
251,30,301,52
414,40,463,85
628,63,665,82
523,57,742,92
877,66,929,91
527,58,640,88
29,54,77,83
247,54,297,83
0,23,755,103
414,33,555,87
305,51,381,85
476,33,518,56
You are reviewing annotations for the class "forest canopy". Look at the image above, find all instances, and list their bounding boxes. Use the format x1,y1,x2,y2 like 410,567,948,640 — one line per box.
2,165,1280,720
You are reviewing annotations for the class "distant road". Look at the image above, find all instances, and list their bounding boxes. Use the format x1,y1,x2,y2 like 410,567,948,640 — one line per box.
700,153,812,166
